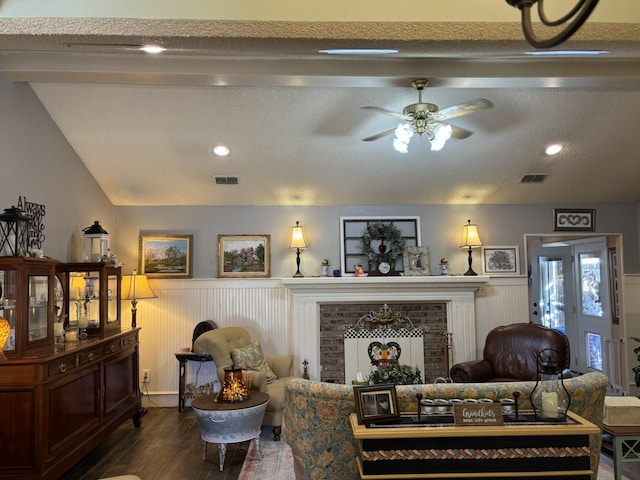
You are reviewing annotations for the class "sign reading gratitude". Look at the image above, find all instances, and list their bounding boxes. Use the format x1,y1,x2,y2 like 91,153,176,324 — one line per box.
453,403,504,426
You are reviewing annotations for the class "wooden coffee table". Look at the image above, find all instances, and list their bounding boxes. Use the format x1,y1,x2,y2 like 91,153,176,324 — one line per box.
192,392,269,471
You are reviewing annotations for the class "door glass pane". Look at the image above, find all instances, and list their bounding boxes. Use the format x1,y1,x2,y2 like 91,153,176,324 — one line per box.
586,331,603,371
579,253,602,317
538,255,565,333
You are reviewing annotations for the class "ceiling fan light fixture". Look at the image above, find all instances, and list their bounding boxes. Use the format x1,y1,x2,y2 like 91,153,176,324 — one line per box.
430,124,453,151
393,123,413,153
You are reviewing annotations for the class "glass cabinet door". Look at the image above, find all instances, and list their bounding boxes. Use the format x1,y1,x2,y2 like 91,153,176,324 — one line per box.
28,274,49,343
0,269,17,351
68,270,101,333
107,273,119,325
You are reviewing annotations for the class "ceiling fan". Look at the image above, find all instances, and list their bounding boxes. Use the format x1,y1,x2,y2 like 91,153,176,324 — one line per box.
361,79,493,152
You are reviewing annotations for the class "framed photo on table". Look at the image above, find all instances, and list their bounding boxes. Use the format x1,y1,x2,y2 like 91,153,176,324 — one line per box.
139,234,193,278
482,246,519,275
354,384,400,425
218,234,271,278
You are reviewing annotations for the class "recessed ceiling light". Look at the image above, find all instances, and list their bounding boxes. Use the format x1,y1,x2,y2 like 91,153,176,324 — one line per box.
140,45,166,54
319,49,398,55
525,50,608,56
212,145,230,157
545,144,563,156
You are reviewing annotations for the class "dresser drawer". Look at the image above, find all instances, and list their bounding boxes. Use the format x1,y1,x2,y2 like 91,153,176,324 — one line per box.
78,346,102,366
48,354,77,378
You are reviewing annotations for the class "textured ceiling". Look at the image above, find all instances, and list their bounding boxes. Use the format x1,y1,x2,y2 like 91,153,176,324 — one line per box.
1,16,640,206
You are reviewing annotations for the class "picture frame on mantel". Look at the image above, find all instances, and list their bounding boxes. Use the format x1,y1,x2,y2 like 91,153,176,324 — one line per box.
139,234,193,279
553,208,596,232
403,246,431,276
218,234,271,278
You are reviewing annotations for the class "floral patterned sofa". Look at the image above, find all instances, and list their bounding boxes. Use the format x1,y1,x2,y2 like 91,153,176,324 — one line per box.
283,372,609,480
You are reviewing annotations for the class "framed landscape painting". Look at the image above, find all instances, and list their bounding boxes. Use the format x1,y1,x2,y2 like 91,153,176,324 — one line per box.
218,234,271,278
139,234,193,278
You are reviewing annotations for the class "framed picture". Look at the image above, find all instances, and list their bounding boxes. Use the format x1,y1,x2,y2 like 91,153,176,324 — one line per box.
553,208,596,232
482,246,519,275
353,384,400,425
139,234,193,279
403,246,430,276
218,234,271,278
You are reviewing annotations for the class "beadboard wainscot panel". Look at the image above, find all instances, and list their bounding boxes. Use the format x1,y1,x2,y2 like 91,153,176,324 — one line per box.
623,274,640,395
127,278,289,407
474,276,529,358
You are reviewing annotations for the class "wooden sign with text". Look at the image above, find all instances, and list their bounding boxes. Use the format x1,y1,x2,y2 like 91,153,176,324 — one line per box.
453,403,504,426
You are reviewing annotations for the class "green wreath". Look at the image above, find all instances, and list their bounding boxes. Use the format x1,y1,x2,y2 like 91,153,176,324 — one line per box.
360,222,406,266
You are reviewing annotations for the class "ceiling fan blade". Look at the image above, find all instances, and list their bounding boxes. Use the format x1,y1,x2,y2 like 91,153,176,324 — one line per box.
450,125,473,139
361,106,407,121
433,98,493,121
362,128,396,142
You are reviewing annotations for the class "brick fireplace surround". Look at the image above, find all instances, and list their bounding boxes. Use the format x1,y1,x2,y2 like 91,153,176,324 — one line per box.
320,302,449,384
281,276,488,383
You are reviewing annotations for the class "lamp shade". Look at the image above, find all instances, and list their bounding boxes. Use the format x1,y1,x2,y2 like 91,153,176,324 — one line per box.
121,271,157,300
459,220,482,248
289,221,308,249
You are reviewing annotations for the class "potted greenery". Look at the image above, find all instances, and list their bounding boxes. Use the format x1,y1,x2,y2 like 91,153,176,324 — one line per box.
369,360,423,385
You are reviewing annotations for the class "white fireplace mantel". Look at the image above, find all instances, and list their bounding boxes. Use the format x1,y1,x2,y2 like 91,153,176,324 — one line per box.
281,276,489,381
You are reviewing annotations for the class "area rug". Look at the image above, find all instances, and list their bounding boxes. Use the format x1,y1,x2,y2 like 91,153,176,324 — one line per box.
238,428,294,480
597,460,630,480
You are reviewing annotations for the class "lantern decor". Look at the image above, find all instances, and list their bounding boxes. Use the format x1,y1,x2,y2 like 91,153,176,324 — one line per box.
530,348,571,421
82,221,109,262
216,365,251,403
0,206,32,256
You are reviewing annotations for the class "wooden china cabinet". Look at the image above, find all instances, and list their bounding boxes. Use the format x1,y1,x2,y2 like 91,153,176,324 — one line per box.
0,257,142,480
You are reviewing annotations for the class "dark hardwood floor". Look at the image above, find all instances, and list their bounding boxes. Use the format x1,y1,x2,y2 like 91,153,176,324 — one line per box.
60,407,248,480
60,406,640,480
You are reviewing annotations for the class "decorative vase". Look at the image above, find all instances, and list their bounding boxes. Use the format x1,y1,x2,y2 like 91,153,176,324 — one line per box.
0,317,10,361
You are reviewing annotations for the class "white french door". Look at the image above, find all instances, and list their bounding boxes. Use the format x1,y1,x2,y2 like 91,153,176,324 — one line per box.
530,238,612,380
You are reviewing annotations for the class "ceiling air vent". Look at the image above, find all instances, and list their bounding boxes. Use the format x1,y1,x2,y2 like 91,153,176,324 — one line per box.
520,173,548,184
214,176,239,185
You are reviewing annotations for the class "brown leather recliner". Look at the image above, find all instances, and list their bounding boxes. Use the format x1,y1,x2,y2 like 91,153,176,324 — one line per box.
449,323,571,383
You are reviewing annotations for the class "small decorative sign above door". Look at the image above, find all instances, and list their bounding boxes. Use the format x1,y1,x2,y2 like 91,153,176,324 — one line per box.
552,208,595,232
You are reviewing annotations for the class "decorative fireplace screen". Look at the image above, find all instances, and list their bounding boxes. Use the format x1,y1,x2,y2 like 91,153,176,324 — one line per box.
344,304,425,384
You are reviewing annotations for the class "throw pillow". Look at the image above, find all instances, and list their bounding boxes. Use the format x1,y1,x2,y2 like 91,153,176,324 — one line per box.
232,340,277,384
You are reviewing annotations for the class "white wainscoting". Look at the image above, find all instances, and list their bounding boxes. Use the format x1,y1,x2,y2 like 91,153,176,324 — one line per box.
134,274,640,407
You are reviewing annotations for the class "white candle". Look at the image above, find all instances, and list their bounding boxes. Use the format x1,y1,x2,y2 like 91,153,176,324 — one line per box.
65,329,78,342
541,391,558,418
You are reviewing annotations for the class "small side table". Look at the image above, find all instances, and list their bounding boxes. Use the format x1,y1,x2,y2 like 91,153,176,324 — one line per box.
174,350,214,412
192,392,269,471
602,423,640,480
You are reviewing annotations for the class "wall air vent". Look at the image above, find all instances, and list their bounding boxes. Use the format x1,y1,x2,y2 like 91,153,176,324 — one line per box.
214,176,239,185
520,173,548,184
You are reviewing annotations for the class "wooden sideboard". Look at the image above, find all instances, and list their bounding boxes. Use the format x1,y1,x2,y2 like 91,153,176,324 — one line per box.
350,411,599,479
0,329,142,480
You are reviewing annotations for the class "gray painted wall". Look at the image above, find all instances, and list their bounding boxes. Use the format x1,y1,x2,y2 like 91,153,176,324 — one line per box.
113,203,640,278
2,74,639,278
0,76,114,262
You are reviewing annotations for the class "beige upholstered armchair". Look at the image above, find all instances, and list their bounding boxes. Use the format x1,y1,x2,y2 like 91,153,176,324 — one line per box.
193,326,295,440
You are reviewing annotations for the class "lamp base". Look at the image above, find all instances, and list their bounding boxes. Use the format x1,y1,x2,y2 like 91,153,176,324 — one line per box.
463,269,478,276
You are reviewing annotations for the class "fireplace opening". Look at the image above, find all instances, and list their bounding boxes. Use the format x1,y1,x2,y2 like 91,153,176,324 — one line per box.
319,302,449,384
